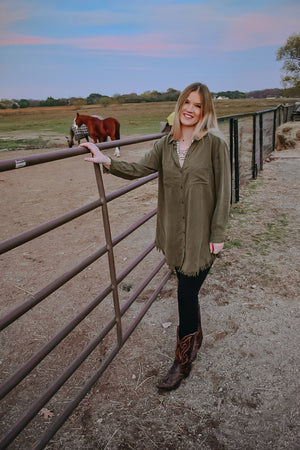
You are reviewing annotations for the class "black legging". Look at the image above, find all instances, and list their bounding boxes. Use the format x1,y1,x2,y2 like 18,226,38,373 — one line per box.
176,266,211,340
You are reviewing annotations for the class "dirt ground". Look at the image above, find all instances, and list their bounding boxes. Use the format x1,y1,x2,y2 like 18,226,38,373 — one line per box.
0,123,300,449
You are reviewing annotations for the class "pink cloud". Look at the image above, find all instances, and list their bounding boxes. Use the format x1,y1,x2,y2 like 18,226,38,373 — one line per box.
221,13,300,51
66,33,188,57
0,32,189,57
0,35,52,46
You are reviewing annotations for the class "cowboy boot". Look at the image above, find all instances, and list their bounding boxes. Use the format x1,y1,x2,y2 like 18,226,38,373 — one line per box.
190,311,203,362
156,328,196,391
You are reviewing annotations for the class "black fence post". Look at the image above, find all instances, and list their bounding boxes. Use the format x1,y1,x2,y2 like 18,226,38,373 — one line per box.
279,105,283,126
259,113,263,171
229,118,234,204
252,114,258,179
233,119,239,202
272,109,277,152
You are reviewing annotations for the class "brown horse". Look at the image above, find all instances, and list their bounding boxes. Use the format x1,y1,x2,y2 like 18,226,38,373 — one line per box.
66,115,103,148
75,113,121,157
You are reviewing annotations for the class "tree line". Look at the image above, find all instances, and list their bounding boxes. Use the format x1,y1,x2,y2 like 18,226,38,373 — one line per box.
0,87,296,110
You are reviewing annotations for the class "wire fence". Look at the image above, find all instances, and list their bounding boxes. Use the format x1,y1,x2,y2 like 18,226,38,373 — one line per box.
218,103,295,201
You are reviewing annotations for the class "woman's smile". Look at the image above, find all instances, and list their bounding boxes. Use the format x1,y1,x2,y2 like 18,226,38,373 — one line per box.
183,112,194,119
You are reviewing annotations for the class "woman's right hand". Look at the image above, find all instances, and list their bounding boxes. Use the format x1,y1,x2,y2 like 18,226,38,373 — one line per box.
80,142,111,166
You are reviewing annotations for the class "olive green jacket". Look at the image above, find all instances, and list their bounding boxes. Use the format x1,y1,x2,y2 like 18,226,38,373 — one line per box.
108,129,231,275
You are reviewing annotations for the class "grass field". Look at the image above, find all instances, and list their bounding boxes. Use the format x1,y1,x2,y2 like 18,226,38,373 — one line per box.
0,98,296,150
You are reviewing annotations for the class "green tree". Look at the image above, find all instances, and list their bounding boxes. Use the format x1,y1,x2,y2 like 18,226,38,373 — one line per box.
0,98,12,108
100,96,113,107
69,97,86,106
216,90,246,99
164,88,180,101
276,33,300,88
19,99,30,108
39,96,68,107
86,93,103,105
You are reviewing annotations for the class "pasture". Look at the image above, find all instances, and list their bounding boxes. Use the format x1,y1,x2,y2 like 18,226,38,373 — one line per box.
0,98,292,151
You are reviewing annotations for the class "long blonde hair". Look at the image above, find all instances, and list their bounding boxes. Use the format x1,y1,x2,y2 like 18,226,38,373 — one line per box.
171,82,218,140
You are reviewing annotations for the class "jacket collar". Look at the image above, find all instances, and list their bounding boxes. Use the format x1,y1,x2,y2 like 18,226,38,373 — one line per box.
167,134,202,144
167,134,175,144
167,130,212,145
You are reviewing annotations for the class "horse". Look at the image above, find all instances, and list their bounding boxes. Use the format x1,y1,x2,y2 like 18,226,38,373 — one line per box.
75,113,121,157
66,124,89,148
65,115,103,148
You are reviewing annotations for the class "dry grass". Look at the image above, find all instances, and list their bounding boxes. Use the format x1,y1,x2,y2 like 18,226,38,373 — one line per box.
0,98,294,138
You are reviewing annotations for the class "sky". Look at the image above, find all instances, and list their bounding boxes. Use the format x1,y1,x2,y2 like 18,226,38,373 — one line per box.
0,0,299,100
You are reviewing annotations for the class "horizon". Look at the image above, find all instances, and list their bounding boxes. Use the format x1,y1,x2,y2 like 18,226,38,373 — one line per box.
3,87,284,103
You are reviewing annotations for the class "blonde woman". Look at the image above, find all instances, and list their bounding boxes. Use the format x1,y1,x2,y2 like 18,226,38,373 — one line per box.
81,82,231,391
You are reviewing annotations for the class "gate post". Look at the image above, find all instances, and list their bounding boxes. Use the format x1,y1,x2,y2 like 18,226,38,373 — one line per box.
93,163,122,347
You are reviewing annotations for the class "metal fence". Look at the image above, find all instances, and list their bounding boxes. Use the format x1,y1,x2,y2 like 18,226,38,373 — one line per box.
218,103,295,202
0,103,295,449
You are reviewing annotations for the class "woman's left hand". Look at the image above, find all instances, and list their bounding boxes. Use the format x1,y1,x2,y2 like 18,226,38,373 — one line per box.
209,243,224,254
80,142,111,166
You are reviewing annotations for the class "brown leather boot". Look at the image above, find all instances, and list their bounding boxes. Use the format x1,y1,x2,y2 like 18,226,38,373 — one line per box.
190,315,203,362
156,329,196,391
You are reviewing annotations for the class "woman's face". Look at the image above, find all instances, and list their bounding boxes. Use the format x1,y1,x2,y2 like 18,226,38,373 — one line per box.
179,91,203,128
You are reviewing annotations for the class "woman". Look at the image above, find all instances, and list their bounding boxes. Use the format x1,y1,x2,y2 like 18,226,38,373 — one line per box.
81,82,231,391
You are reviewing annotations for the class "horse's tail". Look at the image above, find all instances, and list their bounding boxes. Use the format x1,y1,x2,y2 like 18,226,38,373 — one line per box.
115,119,120,140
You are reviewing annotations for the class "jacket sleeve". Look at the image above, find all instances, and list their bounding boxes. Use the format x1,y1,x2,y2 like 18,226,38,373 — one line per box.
209,136,231,243
107,139,163,180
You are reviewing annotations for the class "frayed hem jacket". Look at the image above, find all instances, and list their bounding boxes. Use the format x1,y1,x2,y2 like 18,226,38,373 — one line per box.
107,130,231,276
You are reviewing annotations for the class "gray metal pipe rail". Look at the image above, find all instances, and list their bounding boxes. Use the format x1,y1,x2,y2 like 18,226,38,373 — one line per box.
0,133,165,172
